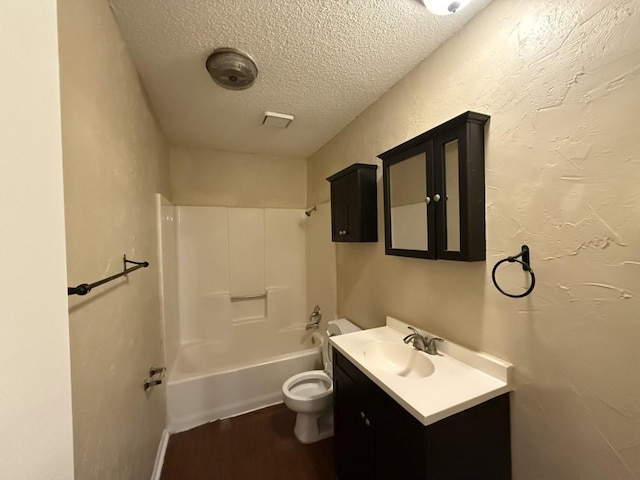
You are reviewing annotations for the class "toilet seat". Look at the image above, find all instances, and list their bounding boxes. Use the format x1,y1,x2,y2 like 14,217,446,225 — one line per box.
281,318,361,443
283,370,333,402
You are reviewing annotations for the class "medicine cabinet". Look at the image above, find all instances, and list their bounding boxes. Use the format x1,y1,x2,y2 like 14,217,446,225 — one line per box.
378,111,489,261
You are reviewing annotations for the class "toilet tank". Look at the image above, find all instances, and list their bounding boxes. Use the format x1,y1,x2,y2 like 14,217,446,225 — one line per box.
323,318,361,374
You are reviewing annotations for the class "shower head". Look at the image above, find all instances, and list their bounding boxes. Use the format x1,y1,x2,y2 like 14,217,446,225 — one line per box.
305,206,317,217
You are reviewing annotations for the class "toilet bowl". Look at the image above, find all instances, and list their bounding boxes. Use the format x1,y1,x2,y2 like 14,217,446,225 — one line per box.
282,318,361,444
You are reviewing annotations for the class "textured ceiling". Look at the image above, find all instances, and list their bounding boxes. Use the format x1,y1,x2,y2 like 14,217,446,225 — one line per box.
109,0,493,158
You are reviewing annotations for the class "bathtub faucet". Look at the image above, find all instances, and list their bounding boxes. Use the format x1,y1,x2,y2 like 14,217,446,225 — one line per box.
306,305,322,330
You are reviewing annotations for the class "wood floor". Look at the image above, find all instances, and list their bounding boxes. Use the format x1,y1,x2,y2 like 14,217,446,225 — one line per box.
161,404,336,480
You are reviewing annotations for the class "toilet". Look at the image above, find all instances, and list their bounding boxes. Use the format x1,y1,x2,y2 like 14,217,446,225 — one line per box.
282,318,361,444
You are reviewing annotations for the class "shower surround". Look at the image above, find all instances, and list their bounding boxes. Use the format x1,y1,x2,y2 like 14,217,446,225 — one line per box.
157,197,319,431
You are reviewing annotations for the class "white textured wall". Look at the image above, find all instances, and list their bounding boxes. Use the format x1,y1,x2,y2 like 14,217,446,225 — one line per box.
0,2,74,479
170,146,306,208
58,0,170,478
307,1,640,478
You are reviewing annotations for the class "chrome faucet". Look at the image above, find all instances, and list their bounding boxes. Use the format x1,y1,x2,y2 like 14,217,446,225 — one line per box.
403,327,444,355
306,305,322,330
403,327,427,351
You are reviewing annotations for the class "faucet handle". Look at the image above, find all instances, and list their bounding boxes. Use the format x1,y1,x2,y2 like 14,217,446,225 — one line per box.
403,326,420,343
425,336,444,355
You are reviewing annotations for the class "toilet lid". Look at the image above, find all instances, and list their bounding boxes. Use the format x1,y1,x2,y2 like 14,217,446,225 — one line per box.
322,324,343,374
321,334,332,373
322,319,362,375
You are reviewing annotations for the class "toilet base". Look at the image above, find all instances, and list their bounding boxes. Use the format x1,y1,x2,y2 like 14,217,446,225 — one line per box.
293,408,334,444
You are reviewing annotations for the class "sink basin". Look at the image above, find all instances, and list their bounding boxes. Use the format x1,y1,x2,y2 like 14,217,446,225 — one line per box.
361,341,435,378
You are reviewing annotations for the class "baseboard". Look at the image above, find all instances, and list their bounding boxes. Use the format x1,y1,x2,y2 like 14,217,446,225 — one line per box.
222,399,284,421
168,392,284,433
151,429,170,480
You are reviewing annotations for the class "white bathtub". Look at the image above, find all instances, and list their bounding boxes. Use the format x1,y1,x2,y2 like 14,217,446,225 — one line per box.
166,328,321,432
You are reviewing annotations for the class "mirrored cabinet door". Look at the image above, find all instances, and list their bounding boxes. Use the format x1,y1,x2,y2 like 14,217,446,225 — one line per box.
443,139,461,252
434,127,466,261
388,153,428,252
383,141,436,259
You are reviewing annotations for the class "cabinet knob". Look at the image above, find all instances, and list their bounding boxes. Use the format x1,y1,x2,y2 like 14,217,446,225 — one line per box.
433,194,441,202
424,196,431,204
364,418,371,427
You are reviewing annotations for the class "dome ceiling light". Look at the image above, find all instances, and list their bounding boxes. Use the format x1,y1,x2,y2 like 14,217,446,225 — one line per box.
422,0,473,15
205,47,258,90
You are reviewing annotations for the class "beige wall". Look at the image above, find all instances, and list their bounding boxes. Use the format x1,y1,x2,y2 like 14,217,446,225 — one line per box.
58,0,170,478
307,0,640,478
0,2,74,478
171,146,306,208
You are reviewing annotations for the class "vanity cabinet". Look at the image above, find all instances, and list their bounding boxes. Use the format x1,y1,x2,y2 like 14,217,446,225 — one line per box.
326,164,377,242
378,111,489,261
333,350,511,480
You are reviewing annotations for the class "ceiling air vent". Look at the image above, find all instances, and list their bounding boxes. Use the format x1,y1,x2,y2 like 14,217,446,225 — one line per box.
262,111,294,128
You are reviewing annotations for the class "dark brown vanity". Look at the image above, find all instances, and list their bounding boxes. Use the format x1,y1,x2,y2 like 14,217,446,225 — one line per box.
333,349,511,480
378,111,489,261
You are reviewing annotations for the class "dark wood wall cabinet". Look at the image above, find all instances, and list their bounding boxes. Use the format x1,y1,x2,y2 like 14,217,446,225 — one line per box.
378,111,489,261
333,350,511,480
326,164,378,242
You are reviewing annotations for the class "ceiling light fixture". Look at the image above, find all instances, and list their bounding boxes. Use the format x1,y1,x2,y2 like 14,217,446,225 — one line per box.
205,47,258,90
422,0,473,15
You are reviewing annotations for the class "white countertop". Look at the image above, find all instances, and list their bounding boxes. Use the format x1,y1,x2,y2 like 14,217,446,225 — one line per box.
330,316,513,426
